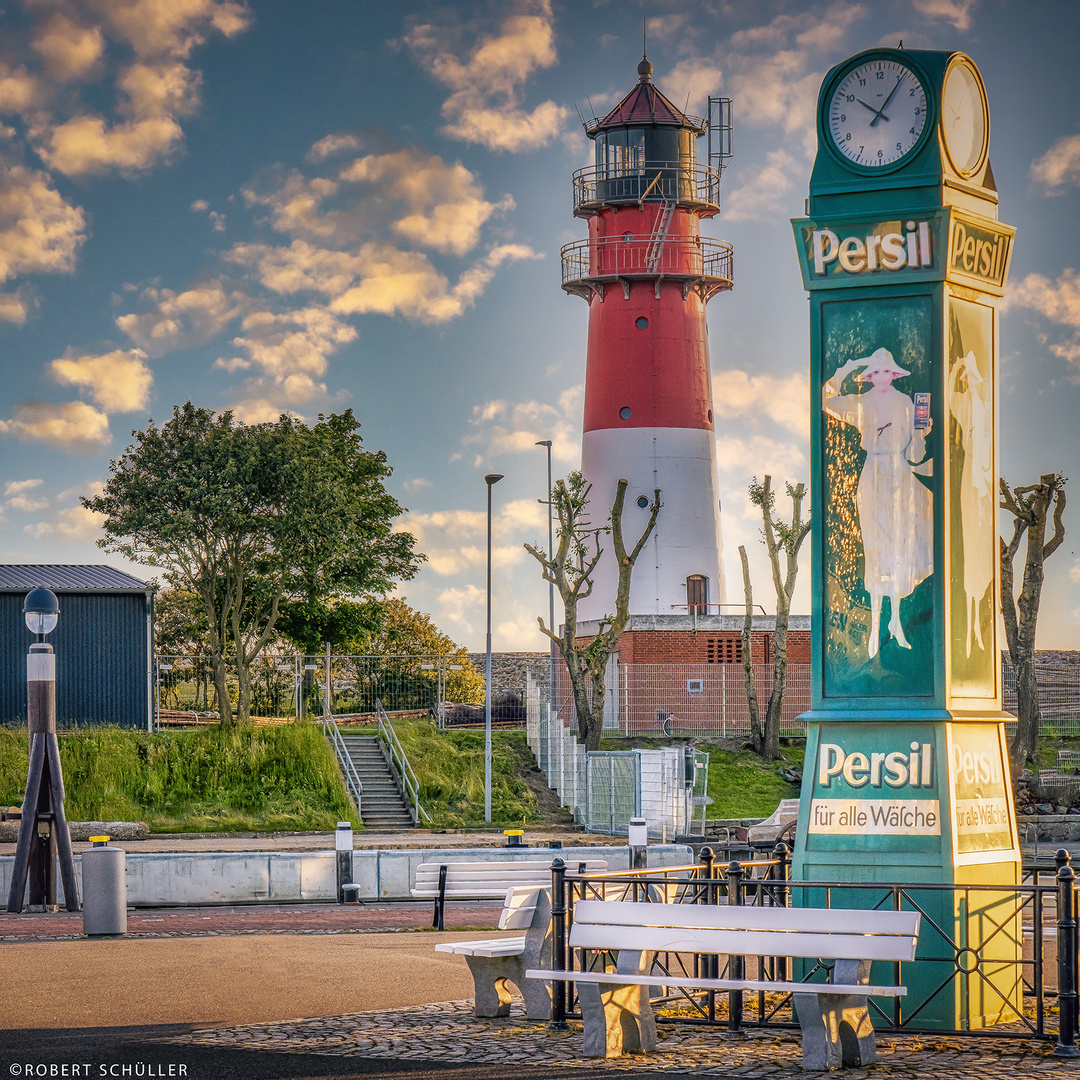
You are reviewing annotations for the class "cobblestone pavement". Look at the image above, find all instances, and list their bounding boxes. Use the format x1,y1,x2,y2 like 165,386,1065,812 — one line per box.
0,900,506,941
159,999,1074,1078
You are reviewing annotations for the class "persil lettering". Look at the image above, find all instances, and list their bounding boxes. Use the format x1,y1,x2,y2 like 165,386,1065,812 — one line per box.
818,741,933,789
811,221,933,275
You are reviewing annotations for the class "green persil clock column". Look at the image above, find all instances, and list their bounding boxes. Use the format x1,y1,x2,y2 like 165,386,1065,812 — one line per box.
791,48,1019,1032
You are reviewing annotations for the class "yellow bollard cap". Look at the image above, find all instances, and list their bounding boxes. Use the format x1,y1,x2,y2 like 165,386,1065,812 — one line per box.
88,835,110,845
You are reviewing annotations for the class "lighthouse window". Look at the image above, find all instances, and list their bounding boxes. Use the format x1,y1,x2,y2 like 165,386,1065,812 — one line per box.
620,406,632,420
635,316,649,329
636,496,650,509
602,128,646,176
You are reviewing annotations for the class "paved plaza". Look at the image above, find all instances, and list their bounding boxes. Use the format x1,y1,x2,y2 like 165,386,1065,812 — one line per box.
2,894,1077,1079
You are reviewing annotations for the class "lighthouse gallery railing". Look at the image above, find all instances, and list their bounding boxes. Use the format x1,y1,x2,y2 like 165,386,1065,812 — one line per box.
561,234,733,289
572,160,724,213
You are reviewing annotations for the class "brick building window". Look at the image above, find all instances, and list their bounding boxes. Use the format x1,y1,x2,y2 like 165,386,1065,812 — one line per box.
706,637,742,663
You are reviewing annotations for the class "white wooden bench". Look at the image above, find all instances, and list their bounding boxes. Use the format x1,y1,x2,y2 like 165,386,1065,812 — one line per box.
412,859,606,930
435,885,554,1019
527,899,920,1070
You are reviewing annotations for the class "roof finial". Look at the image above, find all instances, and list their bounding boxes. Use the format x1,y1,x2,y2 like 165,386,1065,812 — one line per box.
638,17,652,82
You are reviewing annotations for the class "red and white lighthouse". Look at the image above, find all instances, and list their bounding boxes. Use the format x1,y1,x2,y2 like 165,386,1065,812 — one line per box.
564,58,733,622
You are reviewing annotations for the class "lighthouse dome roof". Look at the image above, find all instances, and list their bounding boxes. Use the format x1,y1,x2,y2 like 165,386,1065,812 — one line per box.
589,58,706,136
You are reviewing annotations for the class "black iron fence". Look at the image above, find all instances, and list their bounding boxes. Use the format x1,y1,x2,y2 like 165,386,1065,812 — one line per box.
545,847,1080,1053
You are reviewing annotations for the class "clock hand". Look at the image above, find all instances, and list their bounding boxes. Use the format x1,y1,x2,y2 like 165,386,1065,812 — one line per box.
856,97,886,121
870,74,905,127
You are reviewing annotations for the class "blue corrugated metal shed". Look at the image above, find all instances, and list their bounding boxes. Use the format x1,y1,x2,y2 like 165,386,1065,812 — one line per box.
0,565,155,729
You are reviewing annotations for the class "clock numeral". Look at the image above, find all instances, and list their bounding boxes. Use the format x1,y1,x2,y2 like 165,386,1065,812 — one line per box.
876,70,885,80
909,88,916,96
897,142,903,151
839,113,846,122
846,94,855,102
878,149,884,158
859,78,866,86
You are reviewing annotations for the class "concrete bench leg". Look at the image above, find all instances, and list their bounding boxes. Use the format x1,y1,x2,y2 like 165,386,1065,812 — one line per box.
464,955,517,1018
462,955,551,1021
578,980,657,1057
793,960,877,1071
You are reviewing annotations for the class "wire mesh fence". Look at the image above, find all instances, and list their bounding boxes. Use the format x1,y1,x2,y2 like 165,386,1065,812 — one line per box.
154,650,1079,739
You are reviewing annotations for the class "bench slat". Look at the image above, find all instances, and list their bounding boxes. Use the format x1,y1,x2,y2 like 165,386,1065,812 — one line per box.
568,922,917,963
499,886,544,930
524,969,906,998
436,936,526,957
571,899,919,939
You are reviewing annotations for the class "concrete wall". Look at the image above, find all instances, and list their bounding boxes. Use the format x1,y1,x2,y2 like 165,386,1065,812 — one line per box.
0,843,693,908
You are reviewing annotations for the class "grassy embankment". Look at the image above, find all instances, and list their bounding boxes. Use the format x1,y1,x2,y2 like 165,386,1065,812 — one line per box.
0,720,541,832
0,720,811,832
0,723,355,833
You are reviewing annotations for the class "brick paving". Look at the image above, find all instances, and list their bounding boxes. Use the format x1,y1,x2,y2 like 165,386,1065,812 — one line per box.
158,999,1073,1078
0,900,506,941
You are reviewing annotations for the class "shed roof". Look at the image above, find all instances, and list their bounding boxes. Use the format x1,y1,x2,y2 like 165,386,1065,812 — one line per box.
0,565,154,592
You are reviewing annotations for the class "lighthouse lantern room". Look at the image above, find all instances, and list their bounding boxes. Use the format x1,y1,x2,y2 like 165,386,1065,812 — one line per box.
564,57,734,623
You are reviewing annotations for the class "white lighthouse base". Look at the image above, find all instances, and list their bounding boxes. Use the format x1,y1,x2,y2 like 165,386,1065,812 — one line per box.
578,426,725,623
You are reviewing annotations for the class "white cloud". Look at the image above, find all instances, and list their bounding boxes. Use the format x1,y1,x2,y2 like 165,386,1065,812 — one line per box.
0,400,110,449
713,369,809,438
5,478,43,497
1031,135,1080,196
27,501,106,539
396,506,527,577
117,280,247,354
912,0,978,31
0,166,86,283
0,291,31,324
306,133,361,162
663,58,724,118
465,385,582,466
1070,558,1080,584
4,478,47,513
404,478,432,493
31,14,105,82
405,0,570,152
50,348,153,412
723,149,800,222
1005,269,1080,374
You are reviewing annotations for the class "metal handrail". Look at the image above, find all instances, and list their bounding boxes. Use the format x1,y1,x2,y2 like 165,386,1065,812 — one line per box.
572,161,722,213
561,234,733,287
321,710,362,818
376,699,430,824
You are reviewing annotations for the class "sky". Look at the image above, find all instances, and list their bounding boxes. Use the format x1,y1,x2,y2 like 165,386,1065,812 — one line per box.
0,0,1078,654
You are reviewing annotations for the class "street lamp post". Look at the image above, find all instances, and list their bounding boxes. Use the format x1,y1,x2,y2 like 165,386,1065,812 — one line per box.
484,472,504,824
7,588,80,913
535,440,556,721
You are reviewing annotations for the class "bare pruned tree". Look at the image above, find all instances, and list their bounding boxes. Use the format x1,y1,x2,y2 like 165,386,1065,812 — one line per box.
739,476,812,761
525,472,660,752
1000,472,1067,772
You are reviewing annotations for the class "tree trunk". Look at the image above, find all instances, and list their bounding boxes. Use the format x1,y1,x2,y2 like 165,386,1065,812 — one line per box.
739,545,762,752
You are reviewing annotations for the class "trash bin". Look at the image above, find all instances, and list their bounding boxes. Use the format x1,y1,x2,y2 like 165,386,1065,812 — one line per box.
81,836,126,936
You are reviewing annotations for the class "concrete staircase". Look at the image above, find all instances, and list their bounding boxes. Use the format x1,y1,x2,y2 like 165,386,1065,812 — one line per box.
339,734,416,829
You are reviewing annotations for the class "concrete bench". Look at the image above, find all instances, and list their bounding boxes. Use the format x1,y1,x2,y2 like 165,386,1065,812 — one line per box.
412,858,607,930
747,798,800,845
527,899,920,1070
435,885,554,1019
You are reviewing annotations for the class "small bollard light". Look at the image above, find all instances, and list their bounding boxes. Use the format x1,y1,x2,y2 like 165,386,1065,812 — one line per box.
629,817,648,870
335,821,354,904
504,829,526,849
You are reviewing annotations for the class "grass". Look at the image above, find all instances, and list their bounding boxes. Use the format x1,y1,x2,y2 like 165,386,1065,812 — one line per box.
599,735,805,820
0,723,356,833
386,718,540,828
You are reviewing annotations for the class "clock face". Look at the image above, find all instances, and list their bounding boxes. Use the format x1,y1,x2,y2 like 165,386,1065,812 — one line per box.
941,59,988,175
827,58,929,169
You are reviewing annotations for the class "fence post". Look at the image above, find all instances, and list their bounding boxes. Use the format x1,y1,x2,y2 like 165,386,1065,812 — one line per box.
727,859,745,1036
772,841,790,982
697,846,714,1016
1056,853,1080,1058
549,857,570,1031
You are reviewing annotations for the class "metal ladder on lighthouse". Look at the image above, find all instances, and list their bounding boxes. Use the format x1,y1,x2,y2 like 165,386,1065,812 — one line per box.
645,197,676,274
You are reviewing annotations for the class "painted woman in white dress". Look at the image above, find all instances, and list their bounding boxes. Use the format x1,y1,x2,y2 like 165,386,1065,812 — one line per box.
823,347,933,659
949,350,993,656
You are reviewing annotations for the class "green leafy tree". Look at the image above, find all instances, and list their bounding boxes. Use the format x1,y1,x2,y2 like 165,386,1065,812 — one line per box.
525,472,660,752
86,403,422,724
365,598,486,703
739,476,811,761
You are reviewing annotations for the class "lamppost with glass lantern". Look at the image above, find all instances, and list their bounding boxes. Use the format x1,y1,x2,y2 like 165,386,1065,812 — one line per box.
7,587,80,913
